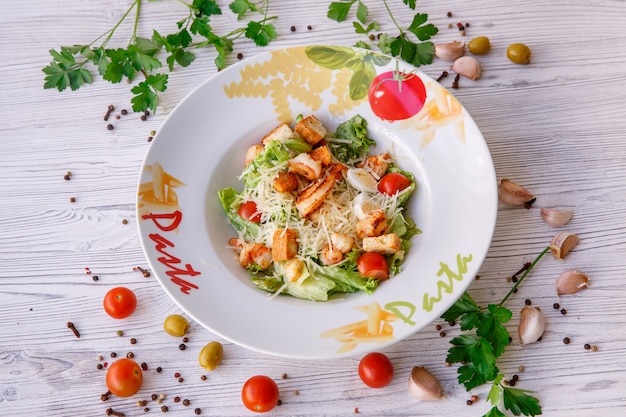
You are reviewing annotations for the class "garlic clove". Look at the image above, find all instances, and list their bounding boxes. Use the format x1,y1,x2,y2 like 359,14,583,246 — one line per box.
435,41,465,62
518,306,545,346
408,366,444,401
498,178,536,207
556,269,590,296
540,208,573,227
550,231,579,260
452,56,481,80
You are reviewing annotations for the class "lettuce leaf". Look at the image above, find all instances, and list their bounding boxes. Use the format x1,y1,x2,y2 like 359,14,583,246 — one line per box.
327,114,375,164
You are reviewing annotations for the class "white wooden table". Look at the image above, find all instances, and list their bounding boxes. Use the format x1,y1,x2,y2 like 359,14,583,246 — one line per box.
2,1,626,416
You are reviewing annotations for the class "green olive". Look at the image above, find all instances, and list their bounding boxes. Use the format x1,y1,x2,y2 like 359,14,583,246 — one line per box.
468,36,491,55
199,341,223,371
163,314,189,337
507,43,532,64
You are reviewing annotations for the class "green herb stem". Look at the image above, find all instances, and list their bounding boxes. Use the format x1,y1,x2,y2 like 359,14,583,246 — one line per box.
92,0,140,48
132,0,143,42
382,0,403,34
497,246,550,308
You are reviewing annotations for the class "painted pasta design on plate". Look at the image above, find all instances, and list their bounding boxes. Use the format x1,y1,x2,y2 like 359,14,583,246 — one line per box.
320,301,399,354
137,161,185,219
223,46,362,122
224,45,468,149
320,253,473,353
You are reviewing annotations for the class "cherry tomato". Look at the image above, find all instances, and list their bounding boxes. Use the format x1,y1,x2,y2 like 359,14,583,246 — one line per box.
241,375,280,413
368,71,427,121
378,173,411,196
103,287,137,319
106,358,143,397
357,252,389,280
238,201,262,223
358,352,394,388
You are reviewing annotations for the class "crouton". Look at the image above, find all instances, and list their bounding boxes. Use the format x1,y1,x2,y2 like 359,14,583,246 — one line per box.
309,144,332,166
362,233,401,255
294,115,327,145
261,123,295,145
284,259,304,282
273,171,298,193
272,229,299,261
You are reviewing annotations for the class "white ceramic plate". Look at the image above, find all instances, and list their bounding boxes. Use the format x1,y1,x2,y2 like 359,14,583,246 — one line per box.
137,45,497,359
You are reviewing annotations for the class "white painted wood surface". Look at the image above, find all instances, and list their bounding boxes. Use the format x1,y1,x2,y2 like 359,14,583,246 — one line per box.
2,1,626,416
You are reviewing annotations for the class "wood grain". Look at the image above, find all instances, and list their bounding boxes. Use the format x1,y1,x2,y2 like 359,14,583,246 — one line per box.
2,0,626,416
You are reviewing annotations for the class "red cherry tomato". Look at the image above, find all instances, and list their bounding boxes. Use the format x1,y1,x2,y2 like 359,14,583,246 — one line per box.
106,358,143,397
357,252,389,280
103,287,137,319
241,375,280,413
238,201,262,223
368,71,427,121
378,173,411,196
358,352,394,388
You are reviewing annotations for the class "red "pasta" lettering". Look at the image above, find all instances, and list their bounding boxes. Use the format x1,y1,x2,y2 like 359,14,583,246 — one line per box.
143,210,201,294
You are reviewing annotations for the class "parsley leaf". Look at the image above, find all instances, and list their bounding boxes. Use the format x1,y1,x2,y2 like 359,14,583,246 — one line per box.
356,1,368,24
485,407,507,417
43,0,278,112
130,73,168,113
442,248,550,417
407,13,438,41
440,291,480,323
327,0,357,22
191,0,222,16
503,387,542,416
245,21,277,47
476,305,512,358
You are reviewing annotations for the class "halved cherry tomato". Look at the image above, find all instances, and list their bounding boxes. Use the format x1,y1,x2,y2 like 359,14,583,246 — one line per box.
368,71,427,121
378,173,411,196
358,352,394,388
241,375,280,413
103,287,137,319
106,358,143,397
238,201,262,223
357,252,389,280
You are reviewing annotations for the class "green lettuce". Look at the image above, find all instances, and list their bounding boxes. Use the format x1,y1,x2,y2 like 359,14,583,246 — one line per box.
327,114,375,164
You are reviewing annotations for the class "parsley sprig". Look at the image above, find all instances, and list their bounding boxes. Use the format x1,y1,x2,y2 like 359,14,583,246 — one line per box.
441,246,550,417
42,0,277,113
327,0,438,67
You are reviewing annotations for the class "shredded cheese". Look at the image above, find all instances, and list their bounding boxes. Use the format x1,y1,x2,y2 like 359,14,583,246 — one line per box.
239,140,408,260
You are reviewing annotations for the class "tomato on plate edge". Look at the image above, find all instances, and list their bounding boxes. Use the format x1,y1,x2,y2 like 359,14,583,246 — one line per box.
367,71,427,121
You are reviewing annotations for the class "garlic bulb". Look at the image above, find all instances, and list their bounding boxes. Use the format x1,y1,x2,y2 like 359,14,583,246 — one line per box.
408,366,444,401
452,56,481,80
550,231,579,260
540,208,573,227
518,306,545,346
435,41,465,62
498,178,535,206
556,269,590,296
